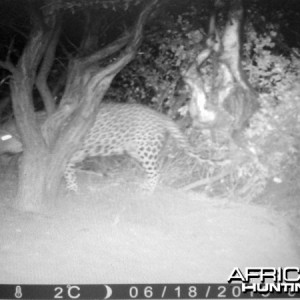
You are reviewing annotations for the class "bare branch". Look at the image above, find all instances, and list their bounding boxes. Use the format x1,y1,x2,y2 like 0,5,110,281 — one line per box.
62,0,159,107
131,0,158,47
6,37,16,62
45,0,159,144
79,30,132,67
80,10,102,55
18,3,52,79
80,0,158,69
36,20,61,115
97,0,159,77
4,24,28,40
0,60,16,74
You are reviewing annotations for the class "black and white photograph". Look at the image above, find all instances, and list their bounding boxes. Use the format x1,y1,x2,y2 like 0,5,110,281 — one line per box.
0,0,299,298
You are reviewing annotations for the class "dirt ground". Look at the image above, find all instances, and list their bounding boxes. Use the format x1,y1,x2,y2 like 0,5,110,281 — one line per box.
0,165,299,286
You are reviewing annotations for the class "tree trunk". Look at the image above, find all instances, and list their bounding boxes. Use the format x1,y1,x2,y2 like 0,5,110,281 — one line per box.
183,0,259,148
14,151,49,212
3,0,159,212
10,72,50,211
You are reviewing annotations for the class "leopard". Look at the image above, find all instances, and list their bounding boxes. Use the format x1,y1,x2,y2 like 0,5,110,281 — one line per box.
0,103,214,192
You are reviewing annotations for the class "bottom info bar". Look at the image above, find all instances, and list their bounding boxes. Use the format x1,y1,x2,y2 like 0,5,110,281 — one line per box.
0,284,300,299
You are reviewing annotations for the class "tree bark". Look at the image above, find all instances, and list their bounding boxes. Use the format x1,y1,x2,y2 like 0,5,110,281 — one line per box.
9,0,158,210
183,0,259,148
218,0,259,144
10,71,49,211
35,17,61,115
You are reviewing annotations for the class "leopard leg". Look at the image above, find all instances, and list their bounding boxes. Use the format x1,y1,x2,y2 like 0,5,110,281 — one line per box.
64,161,78,192
141,164,159,193
138,147,161,193
64,150,87,192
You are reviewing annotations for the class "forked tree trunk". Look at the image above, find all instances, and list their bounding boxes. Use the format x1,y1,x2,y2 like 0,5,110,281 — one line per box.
9,71,49,210
2,0,158,212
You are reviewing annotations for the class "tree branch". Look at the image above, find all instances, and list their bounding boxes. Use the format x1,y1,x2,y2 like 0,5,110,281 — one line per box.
0,60,16,74
36,19,61,115
79,30,132,67
10,4,56,151
19,2,50,77
79,0,158,70
96,0,158,78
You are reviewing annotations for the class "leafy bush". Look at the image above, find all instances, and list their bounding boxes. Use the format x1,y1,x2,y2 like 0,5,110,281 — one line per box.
108,6,300,201
228,22,300,201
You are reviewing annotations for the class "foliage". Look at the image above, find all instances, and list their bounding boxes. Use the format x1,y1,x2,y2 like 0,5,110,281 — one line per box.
44,0,142,15
106,4,210,114
1,0,299,202
227,21,300,202
202,18,300,202
104,2,300,202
